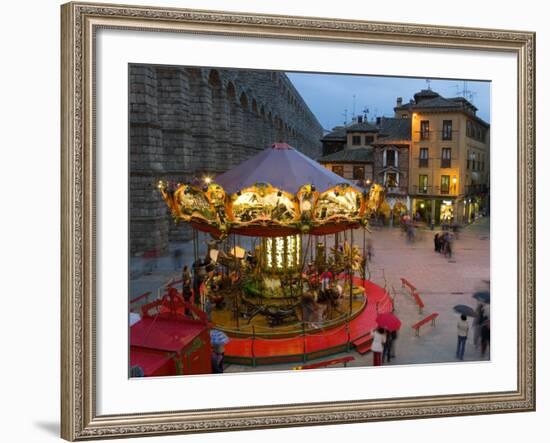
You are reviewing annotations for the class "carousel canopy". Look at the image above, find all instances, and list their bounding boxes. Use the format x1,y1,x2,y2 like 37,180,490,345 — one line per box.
158,143,385,238
215,143,358,194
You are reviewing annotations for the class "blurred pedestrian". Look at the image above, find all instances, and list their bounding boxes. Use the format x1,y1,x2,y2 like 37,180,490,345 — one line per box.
372,327,386,366
481,311,490,357
456,314,469,360
434,233,440,252
383,330,397,363
473,302,484,348
211,344,225,374
443,232,453,258
366,238,373,261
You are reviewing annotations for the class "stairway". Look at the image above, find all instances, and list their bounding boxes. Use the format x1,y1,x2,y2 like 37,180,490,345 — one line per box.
352,333,373,355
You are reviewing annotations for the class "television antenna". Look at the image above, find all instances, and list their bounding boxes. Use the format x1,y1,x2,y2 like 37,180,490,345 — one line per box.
342,108,348,125
425,78,432,90
450,81,477,104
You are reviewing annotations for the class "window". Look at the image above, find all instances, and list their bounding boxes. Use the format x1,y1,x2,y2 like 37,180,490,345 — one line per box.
365,135,375,144
352,135,361,145
467,150,471,169
467,121,473,137
353,165,365,180
386,150,396,167
440,175,450,194
419,148,429,167
441,148,451,168
418,175,428,193
332,165,344,176
442,120,453,140
420,120,430,140
386,173,398,188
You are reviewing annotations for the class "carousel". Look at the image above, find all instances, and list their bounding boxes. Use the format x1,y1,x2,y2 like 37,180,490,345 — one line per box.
158,143,393,365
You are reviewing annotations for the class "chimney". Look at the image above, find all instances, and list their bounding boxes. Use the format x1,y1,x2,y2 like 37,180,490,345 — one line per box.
358,115,363,123
396,97,403,107
376,116,381,125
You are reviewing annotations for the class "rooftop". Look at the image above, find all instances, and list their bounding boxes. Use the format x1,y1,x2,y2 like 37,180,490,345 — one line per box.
394,89,489,127
318,146,374,163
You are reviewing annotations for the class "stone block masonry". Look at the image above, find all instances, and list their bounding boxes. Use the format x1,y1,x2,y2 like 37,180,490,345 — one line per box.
130,65,324,255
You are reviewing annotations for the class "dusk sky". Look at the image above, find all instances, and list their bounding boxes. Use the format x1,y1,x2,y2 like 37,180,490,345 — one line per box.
286,72,491,132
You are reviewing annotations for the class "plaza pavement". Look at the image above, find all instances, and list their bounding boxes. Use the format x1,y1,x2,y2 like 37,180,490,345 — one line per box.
130,216,491,373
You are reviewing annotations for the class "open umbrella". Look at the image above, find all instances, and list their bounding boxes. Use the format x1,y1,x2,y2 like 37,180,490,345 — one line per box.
376,312,401,332
473,291,490,304
209,329,230,346
453,304,476,317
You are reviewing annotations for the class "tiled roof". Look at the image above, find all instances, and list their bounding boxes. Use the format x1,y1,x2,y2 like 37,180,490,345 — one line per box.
321,126,347,141
377,117,411,141
317,146,374,163
346,121,379,132
394,89,489,127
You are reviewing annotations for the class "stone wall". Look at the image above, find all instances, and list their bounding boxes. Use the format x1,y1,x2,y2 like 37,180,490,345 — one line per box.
129,65,323,255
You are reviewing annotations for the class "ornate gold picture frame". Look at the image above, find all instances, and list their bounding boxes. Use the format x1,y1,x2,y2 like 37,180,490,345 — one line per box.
61,2,535,440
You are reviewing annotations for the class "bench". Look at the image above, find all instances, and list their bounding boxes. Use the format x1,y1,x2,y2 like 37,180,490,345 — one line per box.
294,356,355,370
352,333,373,355
412,292,425,314
400,277,416,293
412,313,439,336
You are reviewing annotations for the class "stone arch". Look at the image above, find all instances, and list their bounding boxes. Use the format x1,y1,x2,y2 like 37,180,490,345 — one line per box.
239,91,249,110
226,81,237,101
208,68,221,87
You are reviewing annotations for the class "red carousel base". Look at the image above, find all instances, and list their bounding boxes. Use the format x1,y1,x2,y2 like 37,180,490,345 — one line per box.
224,278,393,366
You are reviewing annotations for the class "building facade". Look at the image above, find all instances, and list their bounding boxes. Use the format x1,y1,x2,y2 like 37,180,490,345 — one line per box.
130,65,323,255
319,116,411,218
319,89,489,225
395,89,490,224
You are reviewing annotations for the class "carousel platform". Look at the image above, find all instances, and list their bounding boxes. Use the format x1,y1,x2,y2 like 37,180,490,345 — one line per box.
224,278,393,366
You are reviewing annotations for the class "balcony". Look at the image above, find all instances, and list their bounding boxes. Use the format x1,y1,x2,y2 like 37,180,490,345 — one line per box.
413,130,458,142
410,185,459,196
440,159,452,168
418,158,429,168
414,131,433,142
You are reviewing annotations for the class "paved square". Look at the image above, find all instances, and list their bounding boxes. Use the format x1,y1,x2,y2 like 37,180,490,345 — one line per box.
130,216,490,373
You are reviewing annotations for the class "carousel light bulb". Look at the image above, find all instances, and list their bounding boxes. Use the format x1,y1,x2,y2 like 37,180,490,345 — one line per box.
275,237,284,269
266,238,273,268
203,176,212,185
296,235,301,266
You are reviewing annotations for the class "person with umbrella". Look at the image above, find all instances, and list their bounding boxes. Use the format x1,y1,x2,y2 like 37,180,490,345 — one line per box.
456,314,470,360
371,327,386,367
472,291,490,353
210,329,230,374
376,312,401,363
480,309,490,357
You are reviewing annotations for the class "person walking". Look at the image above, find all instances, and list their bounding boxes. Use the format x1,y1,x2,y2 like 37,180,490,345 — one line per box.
372,327,386,366
456,314,469,360
473,302,484,348
434,233,440,252
366,238,373,261
383,330,397,363
480,310,491,357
